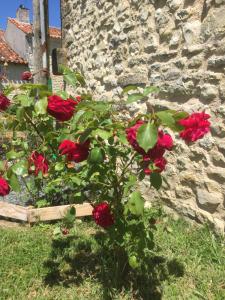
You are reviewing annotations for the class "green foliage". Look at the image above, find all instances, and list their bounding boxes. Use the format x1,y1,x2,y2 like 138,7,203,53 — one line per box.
150,173,162,190
126,191,144,216
88,147,105,164
137,122,158,152
34,97,48,115
59,64,86,88
0,70,203,288
125,85,159,104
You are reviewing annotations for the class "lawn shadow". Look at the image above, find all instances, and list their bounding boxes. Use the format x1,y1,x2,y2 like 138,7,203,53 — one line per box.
44,232,184,300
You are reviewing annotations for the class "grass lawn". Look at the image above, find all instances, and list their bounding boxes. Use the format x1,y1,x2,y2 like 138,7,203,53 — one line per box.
0,217,224,300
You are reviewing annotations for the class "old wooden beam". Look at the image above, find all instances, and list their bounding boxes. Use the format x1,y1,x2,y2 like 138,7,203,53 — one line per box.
27,203,93,223
0,202,93,223
0,201,28,222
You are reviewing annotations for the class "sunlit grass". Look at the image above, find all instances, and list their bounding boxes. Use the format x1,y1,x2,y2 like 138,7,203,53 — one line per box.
0,217,224,300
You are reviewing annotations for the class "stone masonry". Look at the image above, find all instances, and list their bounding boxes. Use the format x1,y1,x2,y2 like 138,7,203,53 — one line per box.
61,0,225,232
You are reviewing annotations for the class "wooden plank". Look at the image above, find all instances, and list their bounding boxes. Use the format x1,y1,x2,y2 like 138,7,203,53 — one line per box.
27,203,93,223
0,201,28,222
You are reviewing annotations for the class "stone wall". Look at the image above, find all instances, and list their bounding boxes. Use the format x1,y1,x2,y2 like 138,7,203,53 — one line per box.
61,0,225,232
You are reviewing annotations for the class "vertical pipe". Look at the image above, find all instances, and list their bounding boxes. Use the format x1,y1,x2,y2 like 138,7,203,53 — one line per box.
33,0,43,84
32,0,49,85
39,0,49,79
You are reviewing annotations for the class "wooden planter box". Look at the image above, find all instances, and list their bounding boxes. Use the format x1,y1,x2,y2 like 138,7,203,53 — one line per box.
0,201,93,223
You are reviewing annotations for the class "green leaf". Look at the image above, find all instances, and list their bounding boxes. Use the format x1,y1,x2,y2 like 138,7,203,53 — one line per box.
35,98,48,115
127,93,144,104
55,162,65,171
156,111,175,127
9,174,21,192
72,110,85,124
6,150,25,160
137,122,158,152
70,176,81,185
64,72,77,87
88,148,105,164
123,85,138,94
117,133,128,145
16,107,25,121
143,86,160,96
93,129,112,140
58,65,71,74
128,191,144,216
63,207,76,228
0,161,5,171
173,111,189,121
75,73,86,87
150,173,162,190
12,160,28,176
19,83,48,91
124,175,137,197
79,128,93,143
128,255,139,269
16,94,33,107
56,90,69,99
3,85,15,96
70,206,76,215
36,199,49,208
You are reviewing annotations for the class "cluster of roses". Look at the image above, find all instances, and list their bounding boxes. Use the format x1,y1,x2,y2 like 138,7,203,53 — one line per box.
0,92,109,227
125,112,211,175
26,95,90,176
126,121,173,175
0,85,211,229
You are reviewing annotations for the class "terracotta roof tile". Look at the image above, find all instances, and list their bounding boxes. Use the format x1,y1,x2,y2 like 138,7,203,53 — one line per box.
0,30,27,64
8,18,61,39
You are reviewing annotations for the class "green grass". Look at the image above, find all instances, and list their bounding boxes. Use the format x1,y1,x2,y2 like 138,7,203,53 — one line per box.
0,218,224,300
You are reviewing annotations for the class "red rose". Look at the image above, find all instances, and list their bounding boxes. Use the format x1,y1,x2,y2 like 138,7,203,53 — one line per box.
0,177,10,196
58,140,76,161
126,122,173,157
0,93,10,111
59,139,90,162
157,130,173,150
21,71,32,81
154,157,167,173
146,131,173,160
126,120,145,154
29,151,49,176
92,202,114,228
47,95,77,121
143,157,167,175
144,168,152,175
179,112,211,143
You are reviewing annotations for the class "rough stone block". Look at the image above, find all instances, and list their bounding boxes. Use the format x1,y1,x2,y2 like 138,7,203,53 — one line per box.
200,84,218,101
183,21,201,46
196,188,222,213
117,72,148,87
208,56,225,68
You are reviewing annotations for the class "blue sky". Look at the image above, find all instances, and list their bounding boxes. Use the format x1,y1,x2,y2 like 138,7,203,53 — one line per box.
0,0,61,30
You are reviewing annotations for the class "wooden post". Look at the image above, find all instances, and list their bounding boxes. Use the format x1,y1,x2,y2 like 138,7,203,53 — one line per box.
32,0,49,85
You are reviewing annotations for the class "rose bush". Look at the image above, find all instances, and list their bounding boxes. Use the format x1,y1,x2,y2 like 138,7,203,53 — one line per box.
0,67,211,286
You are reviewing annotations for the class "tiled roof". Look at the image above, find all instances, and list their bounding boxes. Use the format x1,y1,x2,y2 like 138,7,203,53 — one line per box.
8,18,61,39
0,30,27,64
